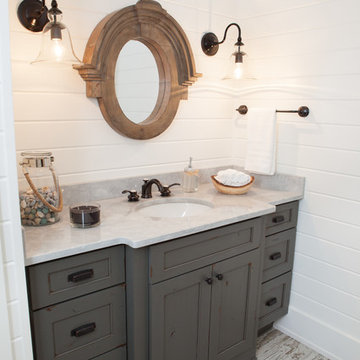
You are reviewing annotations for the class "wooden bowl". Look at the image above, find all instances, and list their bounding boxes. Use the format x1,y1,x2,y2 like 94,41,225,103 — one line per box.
211,175,254,195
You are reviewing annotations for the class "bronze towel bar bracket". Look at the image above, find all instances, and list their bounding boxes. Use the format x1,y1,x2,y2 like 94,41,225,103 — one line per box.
236,105,310,117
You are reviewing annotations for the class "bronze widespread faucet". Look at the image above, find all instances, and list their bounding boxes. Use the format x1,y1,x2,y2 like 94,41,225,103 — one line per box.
141,179,180,198
141,179,164,198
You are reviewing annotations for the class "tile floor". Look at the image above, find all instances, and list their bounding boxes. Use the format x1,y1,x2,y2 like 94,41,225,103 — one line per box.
257,329,329,360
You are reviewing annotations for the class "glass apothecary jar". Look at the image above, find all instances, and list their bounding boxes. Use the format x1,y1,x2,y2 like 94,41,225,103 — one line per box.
19,152,63,226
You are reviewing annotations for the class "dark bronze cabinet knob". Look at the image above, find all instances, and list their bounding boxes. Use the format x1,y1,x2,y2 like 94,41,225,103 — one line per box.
205,278,213,285
216,274,224,281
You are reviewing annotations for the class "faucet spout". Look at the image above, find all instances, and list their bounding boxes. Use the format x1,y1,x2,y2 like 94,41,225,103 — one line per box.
141,179,164,198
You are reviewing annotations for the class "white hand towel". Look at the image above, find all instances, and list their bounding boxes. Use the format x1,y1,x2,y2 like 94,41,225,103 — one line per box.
245,108,277,175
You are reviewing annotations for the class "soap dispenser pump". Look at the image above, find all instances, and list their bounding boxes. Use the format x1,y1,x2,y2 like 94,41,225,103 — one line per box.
183,157,199,192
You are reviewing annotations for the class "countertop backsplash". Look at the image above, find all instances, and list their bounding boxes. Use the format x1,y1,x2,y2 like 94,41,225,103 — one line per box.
61,165,233,205
61,166,304,205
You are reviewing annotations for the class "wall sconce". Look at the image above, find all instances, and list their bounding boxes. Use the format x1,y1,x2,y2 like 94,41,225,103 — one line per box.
17,0,81,65
201,23,246,80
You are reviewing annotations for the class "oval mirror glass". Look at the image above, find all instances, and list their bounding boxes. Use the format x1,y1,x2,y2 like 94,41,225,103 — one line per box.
114,40,159,124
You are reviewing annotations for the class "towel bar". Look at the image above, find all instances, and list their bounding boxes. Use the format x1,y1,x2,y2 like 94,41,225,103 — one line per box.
236,105,310,117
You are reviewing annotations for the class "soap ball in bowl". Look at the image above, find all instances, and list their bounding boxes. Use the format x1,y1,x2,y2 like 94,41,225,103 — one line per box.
211,169,254,195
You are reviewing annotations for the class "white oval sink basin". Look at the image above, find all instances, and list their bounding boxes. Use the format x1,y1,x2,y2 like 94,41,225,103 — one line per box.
136,198,213,218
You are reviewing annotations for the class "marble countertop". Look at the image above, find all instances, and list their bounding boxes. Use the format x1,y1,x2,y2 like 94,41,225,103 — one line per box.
23,180,304,266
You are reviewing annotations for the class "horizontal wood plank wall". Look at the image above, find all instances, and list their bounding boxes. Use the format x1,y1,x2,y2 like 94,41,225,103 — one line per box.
7,0,245,358
8,0,360,359
9,0,244,187
232,1,360,359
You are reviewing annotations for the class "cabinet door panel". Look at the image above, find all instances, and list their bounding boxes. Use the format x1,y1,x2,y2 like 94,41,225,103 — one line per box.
209,250,260,360
150,266,212,360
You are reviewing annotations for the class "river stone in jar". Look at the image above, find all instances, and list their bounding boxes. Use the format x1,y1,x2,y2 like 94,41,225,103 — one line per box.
19,187,59,226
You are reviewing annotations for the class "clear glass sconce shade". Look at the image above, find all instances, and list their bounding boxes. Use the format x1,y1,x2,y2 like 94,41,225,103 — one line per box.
31,20,81,66
222,48,246,80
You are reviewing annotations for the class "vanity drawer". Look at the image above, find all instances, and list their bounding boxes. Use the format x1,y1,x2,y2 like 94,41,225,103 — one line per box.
258,272,292,329
32,285,126,360
28,246,125,310
90,346,126,360
265,201,298,236
149,217,263,283
262,228,296,282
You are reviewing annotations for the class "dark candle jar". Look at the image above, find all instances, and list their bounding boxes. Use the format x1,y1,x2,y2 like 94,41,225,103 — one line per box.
69,204,100,228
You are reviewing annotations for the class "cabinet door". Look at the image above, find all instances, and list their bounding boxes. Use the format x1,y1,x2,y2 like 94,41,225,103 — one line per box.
209,250,260,360
150,266,212,360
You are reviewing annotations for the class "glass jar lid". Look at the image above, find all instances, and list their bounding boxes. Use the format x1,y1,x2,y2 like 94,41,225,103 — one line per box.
20,151,54,168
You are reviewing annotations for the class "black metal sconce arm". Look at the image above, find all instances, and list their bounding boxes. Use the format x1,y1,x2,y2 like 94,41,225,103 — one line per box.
215,23,243,46
201,22,243,56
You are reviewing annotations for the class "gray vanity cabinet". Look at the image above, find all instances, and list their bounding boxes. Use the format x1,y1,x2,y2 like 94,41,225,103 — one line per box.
27,203,301,360
127,217,264,360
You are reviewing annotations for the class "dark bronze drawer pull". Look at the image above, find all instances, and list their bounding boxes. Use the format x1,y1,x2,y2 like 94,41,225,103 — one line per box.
270,252,282,260
205,278,213,285
272,215,285,224
71,322,96,337
266,297,277,307
216,274,224,281
67,269,94,283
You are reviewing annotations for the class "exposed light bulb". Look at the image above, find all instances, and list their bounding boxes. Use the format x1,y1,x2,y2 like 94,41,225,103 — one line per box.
234,62,244,79
51,39,64,61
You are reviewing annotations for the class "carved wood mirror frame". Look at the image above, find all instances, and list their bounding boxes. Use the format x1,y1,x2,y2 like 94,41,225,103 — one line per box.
74,0,201,139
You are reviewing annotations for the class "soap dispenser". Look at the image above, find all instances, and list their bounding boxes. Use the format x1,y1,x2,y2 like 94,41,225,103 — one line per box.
183,157,199,192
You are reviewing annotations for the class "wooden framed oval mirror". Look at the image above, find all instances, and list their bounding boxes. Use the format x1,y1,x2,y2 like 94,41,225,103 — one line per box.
74,0,201,139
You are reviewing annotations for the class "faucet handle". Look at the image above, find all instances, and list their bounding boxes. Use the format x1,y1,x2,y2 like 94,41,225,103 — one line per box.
160,183,180,197
122,190,140,202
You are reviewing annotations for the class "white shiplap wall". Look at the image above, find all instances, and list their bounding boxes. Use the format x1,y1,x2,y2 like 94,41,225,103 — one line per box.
7,0,242,358
233,1,360,359
1,0,33,359
6,0,360,359
10,0,242,187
